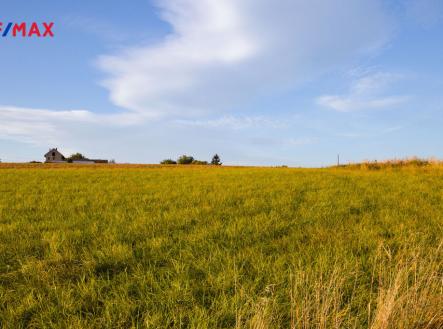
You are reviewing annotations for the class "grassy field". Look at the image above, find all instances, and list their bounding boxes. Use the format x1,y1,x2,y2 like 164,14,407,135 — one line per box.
0,164,442,328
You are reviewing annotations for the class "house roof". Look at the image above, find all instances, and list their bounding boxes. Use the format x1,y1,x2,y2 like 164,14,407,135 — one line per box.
44,148,65,157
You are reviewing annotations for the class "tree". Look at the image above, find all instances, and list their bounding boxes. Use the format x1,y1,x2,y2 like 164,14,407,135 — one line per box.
177,155,194,164
160,159,177,165
68,153,87,161
211,154,222,165
177,155,194,165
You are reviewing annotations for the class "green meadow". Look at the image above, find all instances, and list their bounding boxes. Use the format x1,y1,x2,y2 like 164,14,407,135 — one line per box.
0,164,442,328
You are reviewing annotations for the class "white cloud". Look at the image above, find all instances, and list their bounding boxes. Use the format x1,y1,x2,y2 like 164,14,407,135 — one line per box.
98,0,392,117
317,72,409,112
0,106,144,145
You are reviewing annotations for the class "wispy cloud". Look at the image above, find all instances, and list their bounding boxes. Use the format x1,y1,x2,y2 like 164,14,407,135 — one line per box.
317,72,410,112
0,106,144,145
249,136,316,147
98,0,392,117
174,115,286,129
337,125,403,139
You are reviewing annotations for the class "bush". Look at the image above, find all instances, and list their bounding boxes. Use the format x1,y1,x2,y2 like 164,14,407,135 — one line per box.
160,159,177,165
68,153,87,161
177,155,194,165
192,160,208,165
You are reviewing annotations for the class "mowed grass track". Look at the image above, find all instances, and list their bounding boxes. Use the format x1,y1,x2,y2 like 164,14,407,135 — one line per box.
0,164,442,328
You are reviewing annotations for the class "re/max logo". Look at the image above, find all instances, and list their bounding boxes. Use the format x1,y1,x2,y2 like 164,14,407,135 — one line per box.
0,22,54,37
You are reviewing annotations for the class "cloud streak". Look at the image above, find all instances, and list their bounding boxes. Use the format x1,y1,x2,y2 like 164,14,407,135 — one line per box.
0,106,144,145
174,115,286,129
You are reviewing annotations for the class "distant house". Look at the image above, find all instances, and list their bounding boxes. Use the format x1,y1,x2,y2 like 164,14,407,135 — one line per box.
44,148,66,163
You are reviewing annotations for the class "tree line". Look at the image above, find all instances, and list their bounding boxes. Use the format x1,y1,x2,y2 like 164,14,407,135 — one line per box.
161,154,222,165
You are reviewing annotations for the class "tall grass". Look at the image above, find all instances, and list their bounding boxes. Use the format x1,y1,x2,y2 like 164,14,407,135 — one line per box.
286,243,442,329
337,157,443,170
0,164,442,328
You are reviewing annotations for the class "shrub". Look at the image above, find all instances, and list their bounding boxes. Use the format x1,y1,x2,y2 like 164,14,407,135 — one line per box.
192,160,208,165
68,153,87,161
160,159,177,165
177,155,194,165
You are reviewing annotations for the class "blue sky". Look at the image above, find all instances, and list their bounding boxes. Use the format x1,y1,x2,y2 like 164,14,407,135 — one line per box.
0,0,442,166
